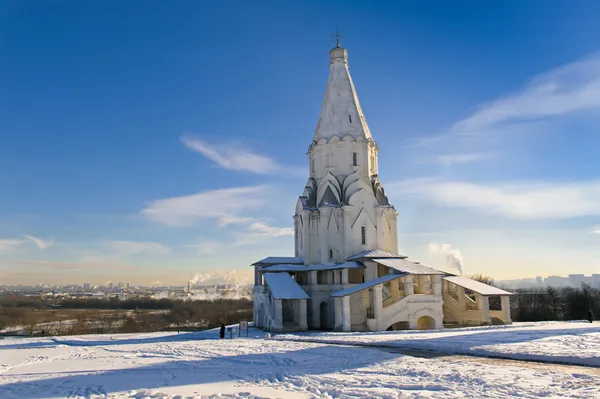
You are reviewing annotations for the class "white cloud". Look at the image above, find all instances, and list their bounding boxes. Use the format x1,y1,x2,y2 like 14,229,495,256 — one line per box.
453,53,600,132
24,235,54,249
186,240,223,255
390,178,600,220
427,153,492,166
247,221,294,238
100,240,171,256
181,135,279,174
593,229,600,234
142,185,269,227
217,215,256,227
0,239,23,252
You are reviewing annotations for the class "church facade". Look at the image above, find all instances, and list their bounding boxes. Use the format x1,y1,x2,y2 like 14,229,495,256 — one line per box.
251,44,512,332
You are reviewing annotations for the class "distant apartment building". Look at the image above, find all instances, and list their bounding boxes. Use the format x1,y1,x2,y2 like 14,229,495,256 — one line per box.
544,276,569,287
536,276,543,286
568,274,587,287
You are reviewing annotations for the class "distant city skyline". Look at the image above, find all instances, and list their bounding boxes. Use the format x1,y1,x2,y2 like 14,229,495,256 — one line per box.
2,2,600,285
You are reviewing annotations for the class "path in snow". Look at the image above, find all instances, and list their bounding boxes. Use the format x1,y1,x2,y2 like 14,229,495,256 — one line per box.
275,321,600,367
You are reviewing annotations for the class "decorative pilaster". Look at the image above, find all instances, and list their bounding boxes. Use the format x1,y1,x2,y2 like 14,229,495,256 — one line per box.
298,299,308,330
310,270,318,286
433,275,442,297
342,296,351,331
501,296,512,323
334,298,343,330
341,269,349,284
405,275,414,296
481,296,491,324
319,210,329,263
373,284,383,321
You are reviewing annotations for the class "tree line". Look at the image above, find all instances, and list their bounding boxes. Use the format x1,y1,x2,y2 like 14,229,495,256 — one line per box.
469,274,599,322
0,296,253,336
510,285,599,322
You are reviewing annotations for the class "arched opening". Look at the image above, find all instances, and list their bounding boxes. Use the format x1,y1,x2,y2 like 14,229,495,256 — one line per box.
257,303,265,329
386,321,410,331
307,299,313,329
417,316,436,330
320,301,329,330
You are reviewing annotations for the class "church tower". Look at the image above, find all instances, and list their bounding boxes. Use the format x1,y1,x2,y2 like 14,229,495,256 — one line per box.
294,43,399,265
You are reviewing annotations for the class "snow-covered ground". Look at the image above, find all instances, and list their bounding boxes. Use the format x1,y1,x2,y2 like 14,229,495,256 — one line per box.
277,321,600,367
1,322,599,399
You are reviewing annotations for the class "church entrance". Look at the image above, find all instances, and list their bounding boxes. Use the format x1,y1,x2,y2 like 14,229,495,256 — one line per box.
319,301,329,330
282,300,295,326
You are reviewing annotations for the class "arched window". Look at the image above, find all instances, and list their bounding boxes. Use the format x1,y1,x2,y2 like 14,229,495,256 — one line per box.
361,226,366,245
349,114,352,123
311,159,315,175
329,249,333,260
352,152,357,166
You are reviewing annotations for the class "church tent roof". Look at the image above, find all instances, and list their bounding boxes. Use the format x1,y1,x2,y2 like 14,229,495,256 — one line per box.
263,273,310,300
347,249,407,261
331,273,407,298
261,262,364,272
443,276,513,296
251,257,304,266
372,258,444,275
313,45,373,142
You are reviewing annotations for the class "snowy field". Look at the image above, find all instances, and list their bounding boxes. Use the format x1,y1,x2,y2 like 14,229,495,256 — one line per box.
0,322,598,399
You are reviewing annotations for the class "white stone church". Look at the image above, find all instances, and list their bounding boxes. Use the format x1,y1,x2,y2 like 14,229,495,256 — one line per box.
252,43,512,332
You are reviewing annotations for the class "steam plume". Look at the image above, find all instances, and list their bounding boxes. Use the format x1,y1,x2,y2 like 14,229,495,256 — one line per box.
428,242,463,275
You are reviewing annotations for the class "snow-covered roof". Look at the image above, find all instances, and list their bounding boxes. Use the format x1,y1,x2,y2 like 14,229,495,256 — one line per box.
263,273,309,300
251,257,304,266
313,46,373,142
346,249,407,261
331,273,407,297
372,258,444,275
261,262,364,272
443,276,513,296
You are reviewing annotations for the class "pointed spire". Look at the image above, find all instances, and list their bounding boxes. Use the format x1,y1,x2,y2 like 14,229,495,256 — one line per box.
313,44,373,142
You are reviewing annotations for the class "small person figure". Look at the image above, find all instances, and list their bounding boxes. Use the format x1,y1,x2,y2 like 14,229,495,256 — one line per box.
587,309,595,324
219,323,225,339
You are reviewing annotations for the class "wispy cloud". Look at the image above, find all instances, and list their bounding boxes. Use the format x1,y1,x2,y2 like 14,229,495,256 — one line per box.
408,53,600,151
453,53,600,132
142,185,269,227
593,229,600,234
100,240,171,256
186,240,223,255
246,221,293,237
426,153,492,166
390,178,600,220
4,259,138,272
181,135,279,174
0,239,24,252
24,235,54,249
217,215,257,227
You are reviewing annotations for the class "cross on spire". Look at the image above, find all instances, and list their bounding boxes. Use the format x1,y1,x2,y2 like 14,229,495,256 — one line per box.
331,28,343,48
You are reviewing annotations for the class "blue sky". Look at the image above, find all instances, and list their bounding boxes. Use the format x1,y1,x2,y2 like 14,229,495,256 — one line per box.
2,1,600,285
